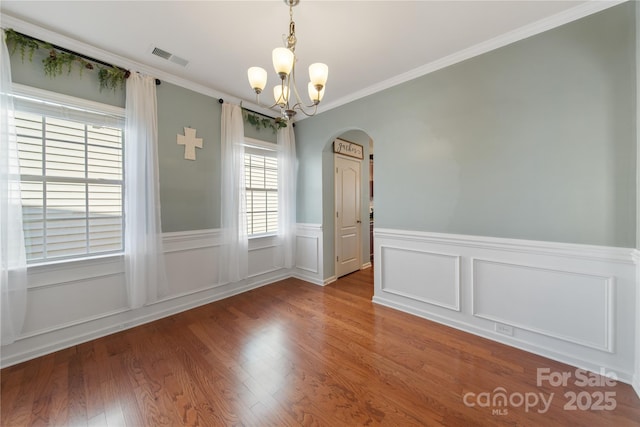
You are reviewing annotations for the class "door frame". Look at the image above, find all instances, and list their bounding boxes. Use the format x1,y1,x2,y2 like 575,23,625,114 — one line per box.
334,153,362,278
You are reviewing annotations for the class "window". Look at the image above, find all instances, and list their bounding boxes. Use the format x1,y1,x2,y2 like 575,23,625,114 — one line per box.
13,85,125,263
244,141,278,236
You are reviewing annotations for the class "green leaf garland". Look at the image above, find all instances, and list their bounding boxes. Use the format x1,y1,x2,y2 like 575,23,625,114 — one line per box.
243,109,287,133
4,28,127,91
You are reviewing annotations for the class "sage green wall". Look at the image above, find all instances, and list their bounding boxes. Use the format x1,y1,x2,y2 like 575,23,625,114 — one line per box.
637,2,640,251
296,2,637,261
156,92,279,231
156,96,281,231
156,83,221,231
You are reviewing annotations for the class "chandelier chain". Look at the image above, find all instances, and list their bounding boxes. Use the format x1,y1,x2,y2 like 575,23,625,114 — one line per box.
287,4,296,51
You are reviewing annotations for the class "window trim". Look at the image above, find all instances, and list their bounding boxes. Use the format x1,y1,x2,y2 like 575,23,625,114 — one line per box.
12,84,126,265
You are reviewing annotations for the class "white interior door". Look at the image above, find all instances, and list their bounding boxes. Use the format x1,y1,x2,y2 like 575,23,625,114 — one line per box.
335,155,361,278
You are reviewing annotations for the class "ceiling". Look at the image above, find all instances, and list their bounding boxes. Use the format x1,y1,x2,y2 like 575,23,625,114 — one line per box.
1,1,614,117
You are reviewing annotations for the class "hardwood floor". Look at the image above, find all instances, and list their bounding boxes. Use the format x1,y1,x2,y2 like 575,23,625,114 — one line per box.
2,267,640,426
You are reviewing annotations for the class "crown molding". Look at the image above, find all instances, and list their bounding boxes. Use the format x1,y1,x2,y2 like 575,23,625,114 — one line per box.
314,0,627,118
0,14,278,119
2,1,627,122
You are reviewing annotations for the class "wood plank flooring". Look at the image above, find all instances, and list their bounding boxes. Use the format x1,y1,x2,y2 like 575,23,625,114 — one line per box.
2,267,640,426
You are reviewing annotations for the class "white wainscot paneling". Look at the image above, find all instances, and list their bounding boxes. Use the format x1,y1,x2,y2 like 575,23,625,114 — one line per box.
296,235,319,273
165,246,218,293
23,269,126,337
633,249,640,398
472,259,613,352
294,223,325,285
2,228,294,368
164,229,220,294
373,228,637,385
164,230,289,294
22,256,127,337
380,246,460,311
248,235,284,278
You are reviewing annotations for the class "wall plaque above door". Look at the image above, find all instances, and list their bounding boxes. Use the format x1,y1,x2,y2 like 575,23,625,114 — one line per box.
334,138,363,160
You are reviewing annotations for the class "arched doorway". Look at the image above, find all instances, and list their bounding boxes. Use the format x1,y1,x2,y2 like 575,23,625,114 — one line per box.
327,130,374,279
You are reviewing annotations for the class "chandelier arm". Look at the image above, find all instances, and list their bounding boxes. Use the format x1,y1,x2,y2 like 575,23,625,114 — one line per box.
253,93,282,111
284,73,291,103
290,86,321,111
278,72,292,112
290,63,321,111
290,101,319,117
290,58,303,106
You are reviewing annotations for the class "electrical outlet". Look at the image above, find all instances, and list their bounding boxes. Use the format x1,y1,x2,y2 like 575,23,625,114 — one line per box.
495,323,514,336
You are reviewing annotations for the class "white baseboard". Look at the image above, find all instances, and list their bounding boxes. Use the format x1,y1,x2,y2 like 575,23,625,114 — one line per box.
293,271,325,286
324,275,337,285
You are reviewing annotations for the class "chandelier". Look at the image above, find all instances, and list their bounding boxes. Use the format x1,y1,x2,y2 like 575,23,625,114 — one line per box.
247,0,328,120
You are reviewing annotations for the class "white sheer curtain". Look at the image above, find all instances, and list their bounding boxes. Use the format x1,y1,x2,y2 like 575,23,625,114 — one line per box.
124,72,167,308
219,103,248,283
0,30,27,345
277,124,297,269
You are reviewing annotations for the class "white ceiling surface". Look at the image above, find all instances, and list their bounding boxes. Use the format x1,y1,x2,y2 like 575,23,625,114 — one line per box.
1,1,613,116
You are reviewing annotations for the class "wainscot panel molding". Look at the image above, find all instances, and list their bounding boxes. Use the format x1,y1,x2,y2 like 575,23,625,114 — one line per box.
163,228,221,252
373,228,637,385
380,246,460,311
0,229,292,368
294,223,326,285
25,254,123,290
472,259,613,352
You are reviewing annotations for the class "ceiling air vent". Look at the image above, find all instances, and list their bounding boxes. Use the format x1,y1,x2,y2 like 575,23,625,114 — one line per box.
151,46,189,67
151,47,172,59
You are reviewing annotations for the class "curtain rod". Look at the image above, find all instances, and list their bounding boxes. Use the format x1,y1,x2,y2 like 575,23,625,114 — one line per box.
4,29,161,85
242,105,295,127
218,98,287,123
244,107,277,120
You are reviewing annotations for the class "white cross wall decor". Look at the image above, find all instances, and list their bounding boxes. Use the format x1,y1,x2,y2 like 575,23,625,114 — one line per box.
177,127,203,160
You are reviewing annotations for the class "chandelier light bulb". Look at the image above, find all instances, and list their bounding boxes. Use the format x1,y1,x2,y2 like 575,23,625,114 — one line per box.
308,82,325,103
272,47,295,79
273,85,290,106
247,67,268,94
308,63,328,89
